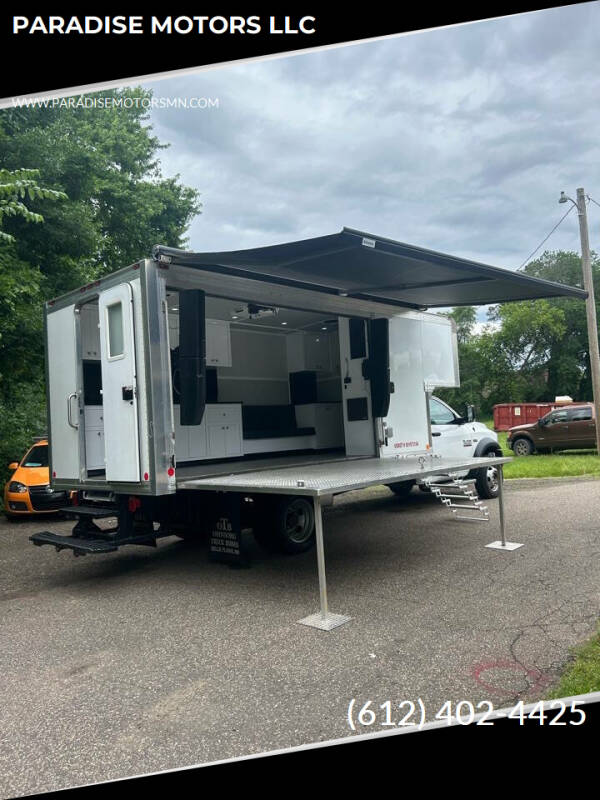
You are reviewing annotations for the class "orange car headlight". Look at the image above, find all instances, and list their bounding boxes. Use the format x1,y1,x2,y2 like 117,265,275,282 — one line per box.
8,481,28,493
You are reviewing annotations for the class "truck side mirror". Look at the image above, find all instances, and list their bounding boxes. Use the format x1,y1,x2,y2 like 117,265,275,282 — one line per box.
465,405,475,423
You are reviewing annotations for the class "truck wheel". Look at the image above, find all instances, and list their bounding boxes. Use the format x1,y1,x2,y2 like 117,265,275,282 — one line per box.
387,480,415,498
254,496,315,554
475,462,501,499
512,437,533,456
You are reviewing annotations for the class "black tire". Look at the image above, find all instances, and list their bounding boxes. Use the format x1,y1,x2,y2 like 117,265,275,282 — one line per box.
475,461,501,499
254,495,316,555
418,484,432,493
512,437,534,457
387,480,416,498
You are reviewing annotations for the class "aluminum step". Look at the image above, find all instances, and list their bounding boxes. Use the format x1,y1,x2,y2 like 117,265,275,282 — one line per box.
30,530,160,556
60,504,119,518
30,531,120,555
424,476,490,523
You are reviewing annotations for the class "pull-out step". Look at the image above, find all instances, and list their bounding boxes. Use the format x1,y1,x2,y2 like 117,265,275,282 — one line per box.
30,531,120,555
30,530,162,556
423,477,490,522
60,504,119,518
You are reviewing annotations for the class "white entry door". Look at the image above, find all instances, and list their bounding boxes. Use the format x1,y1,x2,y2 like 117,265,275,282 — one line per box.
46,304,81,481
98,283,141,482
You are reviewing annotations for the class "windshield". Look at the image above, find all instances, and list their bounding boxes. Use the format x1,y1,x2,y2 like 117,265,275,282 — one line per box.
21,445,48,467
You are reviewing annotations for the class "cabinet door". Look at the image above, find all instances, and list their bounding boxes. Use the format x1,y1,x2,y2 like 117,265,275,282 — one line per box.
315,404,344,448
174,407,190,461
207,423,242,458
305,334,330,372
188,420,208,459
81,306,100,359
224,423,242,456
168,315,179,349
85,428,105,470
206,320,232,367
207,424,226,457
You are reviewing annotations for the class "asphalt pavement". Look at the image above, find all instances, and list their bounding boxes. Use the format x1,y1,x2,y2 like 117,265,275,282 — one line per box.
1,476,599,795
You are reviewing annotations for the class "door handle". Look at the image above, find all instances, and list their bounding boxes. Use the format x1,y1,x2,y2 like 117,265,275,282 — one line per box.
432,432,441,437
122,386,134,401
67,392,79,429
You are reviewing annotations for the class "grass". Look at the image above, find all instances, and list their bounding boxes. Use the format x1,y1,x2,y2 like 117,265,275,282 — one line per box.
481,420,600,480
547,627,600,699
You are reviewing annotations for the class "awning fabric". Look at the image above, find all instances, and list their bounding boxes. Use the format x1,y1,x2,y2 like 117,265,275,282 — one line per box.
153,227,587,309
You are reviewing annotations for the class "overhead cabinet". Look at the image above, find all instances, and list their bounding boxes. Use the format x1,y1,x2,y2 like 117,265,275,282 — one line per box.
168,317,232,368
80,305,101,359
286,332,332,372
206,319,232,367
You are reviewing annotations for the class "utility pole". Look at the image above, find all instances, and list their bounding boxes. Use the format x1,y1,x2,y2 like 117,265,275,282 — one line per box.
570,188,600,453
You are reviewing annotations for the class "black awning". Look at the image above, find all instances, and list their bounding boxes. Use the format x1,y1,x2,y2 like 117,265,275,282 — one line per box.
153,227,587,309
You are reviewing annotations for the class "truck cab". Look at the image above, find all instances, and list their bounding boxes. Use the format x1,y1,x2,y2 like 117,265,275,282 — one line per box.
388,396,502,499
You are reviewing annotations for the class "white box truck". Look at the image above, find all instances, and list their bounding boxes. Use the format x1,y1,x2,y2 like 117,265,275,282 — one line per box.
32,228,586,575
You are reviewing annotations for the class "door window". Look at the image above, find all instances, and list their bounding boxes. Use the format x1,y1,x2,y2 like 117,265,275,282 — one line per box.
106,302,124,359
547,410,568,425
429,397,455,425
568,407,592,421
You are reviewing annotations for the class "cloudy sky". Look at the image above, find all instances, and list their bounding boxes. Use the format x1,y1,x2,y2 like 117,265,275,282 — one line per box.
142,3,600,290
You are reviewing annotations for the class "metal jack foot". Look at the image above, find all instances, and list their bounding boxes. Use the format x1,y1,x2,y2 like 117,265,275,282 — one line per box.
486,465,523,551
297,496,351,631
486,540,524,551
298,612,351,631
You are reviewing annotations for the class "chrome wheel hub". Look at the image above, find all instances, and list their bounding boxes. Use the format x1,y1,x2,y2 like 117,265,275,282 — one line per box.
284,501,313,543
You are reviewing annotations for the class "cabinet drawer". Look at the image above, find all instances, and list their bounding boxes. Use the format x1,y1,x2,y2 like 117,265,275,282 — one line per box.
84,406,104,427
205,404,241,424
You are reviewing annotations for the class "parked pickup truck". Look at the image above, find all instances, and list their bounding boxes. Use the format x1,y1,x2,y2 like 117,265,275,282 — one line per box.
507,403,596,455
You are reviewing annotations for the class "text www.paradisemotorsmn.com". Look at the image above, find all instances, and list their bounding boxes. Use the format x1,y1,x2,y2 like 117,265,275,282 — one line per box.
10,96,220,109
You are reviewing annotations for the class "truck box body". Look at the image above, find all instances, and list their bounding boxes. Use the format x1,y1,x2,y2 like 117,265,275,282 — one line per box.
45,255,462,497
38,227,587,560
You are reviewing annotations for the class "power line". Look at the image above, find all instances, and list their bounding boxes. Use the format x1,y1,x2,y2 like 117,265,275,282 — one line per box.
587,194,600,210
517,204,575,270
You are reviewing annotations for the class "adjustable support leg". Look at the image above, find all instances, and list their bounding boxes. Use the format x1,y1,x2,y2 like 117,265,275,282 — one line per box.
298,496,351,631
486,464,524,551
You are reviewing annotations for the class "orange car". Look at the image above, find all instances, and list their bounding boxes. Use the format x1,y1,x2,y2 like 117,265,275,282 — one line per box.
4,439,72,518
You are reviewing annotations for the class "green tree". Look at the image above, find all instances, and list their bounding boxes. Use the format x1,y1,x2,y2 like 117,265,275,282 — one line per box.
521,250,599,400
0,167,67,242
436,250,596,417
0,88,201,487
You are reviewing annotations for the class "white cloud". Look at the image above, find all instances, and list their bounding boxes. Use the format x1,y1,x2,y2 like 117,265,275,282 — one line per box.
141,3,600,274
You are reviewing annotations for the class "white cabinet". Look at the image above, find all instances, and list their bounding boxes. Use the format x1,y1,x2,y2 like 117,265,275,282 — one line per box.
174,403,242,462
295,403,344,449
168,318,231,366
205,405,242,457
206,319,232,367
168,314,179,349
305,334,331,372
286,332,331,373
80,306,100,359
84,405,105,469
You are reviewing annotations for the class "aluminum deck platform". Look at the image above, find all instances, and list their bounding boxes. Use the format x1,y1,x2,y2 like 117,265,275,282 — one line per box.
180,454,518,631
179,454,512,497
